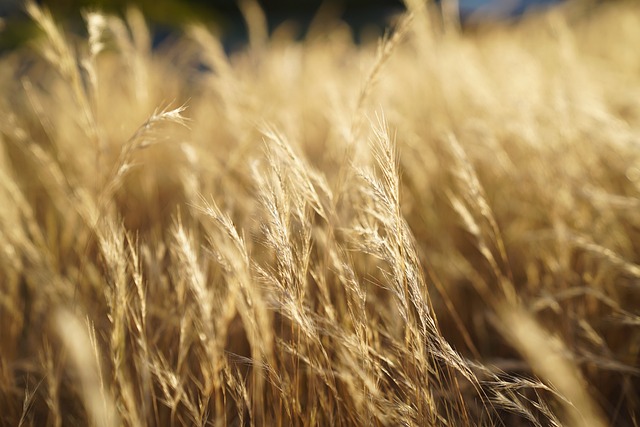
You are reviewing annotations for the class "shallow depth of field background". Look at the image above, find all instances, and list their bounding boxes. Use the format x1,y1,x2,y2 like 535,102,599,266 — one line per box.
1,0,639,426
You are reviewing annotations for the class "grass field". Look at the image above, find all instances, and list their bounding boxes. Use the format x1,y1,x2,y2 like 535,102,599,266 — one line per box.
1,1,639,425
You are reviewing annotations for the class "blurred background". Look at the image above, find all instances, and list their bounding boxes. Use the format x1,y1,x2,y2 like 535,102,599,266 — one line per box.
0,0,565,51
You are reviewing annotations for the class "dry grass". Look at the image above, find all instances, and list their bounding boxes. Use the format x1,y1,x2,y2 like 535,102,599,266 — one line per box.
1,1,639,425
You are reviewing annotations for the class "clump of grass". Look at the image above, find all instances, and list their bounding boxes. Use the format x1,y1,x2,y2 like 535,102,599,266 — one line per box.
1,1,640,425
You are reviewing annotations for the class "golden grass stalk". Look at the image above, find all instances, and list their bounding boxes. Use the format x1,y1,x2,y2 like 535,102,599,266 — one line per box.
54,311,118,427
498,305,608,427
